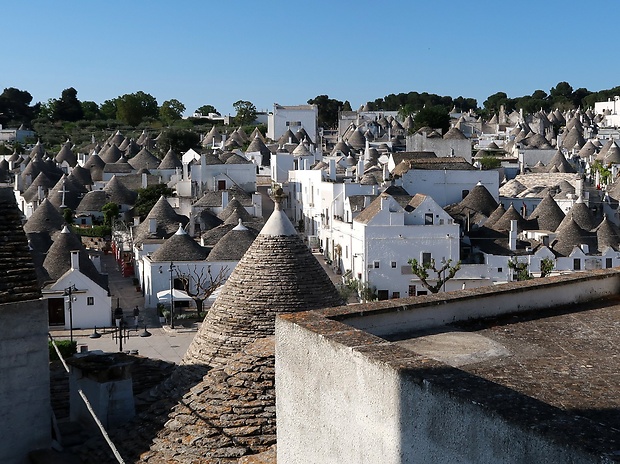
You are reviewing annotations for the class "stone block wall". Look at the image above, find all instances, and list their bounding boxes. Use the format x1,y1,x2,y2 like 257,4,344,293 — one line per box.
0,299,50,463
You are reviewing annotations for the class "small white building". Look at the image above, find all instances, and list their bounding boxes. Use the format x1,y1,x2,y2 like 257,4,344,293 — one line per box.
267,104,318,144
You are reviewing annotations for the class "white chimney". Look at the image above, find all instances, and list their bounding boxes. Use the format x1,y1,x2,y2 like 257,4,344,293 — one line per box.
37,185,45,201
133,217,140,226
357,158,364,183
380,196,390,211
70,250,80,271
148,218,157,234
329,159,336,181
142,172,148,189
221,190,229,208
581,244,589,254
509,219,517,251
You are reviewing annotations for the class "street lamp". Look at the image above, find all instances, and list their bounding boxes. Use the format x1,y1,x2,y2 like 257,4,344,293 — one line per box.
169,262,176,329
159,262,177,328
113,300,128,352
63,284,77,342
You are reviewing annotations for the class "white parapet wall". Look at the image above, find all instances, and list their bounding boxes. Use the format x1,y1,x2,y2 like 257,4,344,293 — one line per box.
276,269,620,463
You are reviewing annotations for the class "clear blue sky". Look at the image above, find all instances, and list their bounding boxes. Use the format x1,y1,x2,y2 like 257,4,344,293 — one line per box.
2,0,619,116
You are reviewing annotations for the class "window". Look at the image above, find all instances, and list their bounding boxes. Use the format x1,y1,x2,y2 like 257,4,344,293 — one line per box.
374,261,380,268
422,252,432,265
377,290,389,300
217,180,226,190
417,290,428,296
87,297,94,306
606,258,613,268
391,261,397,268
573,259,581,270
424,213,433,225
392,292,400,299
408,285,416,296
498,267,503,273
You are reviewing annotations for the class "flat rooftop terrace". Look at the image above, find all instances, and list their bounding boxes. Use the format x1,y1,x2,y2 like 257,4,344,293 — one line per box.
391,296,620,451
279,269,620,461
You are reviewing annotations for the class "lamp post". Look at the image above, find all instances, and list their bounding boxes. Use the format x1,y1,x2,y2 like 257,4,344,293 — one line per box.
113,299,128,352
63,284,77,342
169,262,176,329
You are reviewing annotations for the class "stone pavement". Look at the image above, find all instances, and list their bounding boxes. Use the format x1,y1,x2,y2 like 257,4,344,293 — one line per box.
49,254,197,364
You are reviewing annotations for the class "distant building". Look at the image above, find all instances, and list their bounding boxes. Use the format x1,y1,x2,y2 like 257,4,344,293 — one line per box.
0,124,35,143
267,103,318,145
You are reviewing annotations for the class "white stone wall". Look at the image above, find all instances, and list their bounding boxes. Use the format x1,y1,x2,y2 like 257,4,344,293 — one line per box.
276,271,620,463
406,133,472,162
0,299,51,463
398,169,499,207
267,105,318,142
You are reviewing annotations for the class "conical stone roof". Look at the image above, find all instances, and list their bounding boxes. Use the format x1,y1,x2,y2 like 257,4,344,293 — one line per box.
596,216,620,252
527,193,565,231
217,197,252,222
459,183,498,217
183,193,342,368
150,224,208,261
76,190,109,213
562,198,598,231
100,144,122,164
22,172,53,203
128,147,160,171
55,141,77,167
484,203,506,229
23,199,66,235
547,150,575,173
246,135,271,160
551,218,595,257
207,220,258,261
104,175,138,206
491,204,528,232
70,164,93,187
158,149,182,169
133,196,189,246
0,188,41,304
277,129,298,146
42,226,106,288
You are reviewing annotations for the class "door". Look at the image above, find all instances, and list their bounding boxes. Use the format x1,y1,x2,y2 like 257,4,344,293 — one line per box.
217,180,226,190
48,298,65,326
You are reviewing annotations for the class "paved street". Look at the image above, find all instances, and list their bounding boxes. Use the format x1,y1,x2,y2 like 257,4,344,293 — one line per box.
49,254,197,363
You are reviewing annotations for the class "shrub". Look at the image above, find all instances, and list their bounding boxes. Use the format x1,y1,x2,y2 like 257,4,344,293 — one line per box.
49,339,77,361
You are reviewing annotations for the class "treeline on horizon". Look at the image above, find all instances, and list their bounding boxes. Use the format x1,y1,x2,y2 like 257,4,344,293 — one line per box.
1,81,619,150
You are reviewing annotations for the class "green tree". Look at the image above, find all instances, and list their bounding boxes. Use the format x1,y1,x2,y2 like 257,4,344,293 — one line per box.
408,258,461,293
81,101,101,120
342,100,352,112
479,153,501,169
196,104,218,116
0,87,35,126
483,91,514,116
134,184,174,219
102,202,120,226
116,91,158,126
100,99,118,120
413,105,450,134
233,100,257,126
508,259,531,281
52,87,84,122
62,207,74,224
157,128,200,154
307,95,344,129
398,103,416,121
160,99,186,124
540,257,555,278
